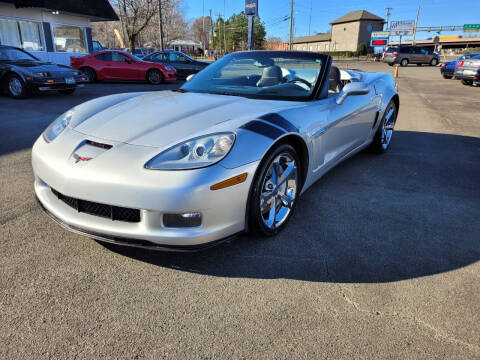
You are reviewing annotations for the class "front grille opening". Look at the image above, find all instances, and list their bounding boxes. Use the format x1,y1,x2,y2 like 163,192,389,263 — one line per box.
51,188,140,223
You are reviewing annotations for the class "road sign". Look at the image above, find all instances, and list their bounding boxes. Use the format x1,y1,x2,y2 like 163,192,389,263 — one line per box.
371,31,390,38
245,0,258,16
463,24,480,32
390,20,415,35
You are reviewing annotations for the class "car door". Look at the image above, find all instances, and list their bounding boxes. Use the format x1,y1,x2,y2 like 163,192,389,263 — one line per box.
106,52,137,80
310,85,378,171
168,52,192,77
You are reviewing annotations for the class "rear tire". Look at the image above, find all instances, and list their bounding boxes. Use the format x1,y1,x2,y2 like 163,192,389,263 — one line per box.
58,89,75,95
417,64,422,67
5,74,28,98
370,100,397,154
400,58,409,67
248,143,301,237
81,67,96,83
442,73,452,79
461,79,473,86
147,69,163,84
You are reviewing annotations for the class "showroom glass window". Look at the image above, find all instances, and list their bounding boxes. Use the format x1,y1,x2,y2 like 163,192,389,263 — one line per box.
0,18,44,51
54,25,86,53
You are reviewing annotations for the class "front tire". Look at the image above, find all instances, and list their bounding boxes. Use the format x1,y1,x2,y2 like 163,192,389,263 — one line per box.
442,73,452,79
430,58,438,66
370,100,397,153
81,67,96,83
461,79,473,86
147,69,163,84
5,74,28,98
248,144,301,237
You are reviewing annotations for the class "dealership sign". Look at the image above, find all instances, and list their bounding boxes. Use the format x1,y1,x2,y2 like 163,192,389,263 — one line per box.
245,0,258,16
390,20,415,35
371,31,390,38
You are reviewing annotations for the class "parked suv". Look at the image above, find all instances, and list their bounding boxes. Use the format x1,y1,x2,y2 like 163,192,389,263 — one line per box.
383,46,439,67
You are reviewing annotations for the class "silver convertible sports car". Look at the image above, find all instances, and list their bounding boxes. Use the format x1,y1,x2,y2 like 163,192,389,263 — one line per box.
33,51,399,251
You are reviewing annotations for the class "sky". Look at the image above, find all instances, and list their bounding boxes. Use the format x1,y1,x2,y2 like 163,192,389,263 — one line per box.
182,0,480,41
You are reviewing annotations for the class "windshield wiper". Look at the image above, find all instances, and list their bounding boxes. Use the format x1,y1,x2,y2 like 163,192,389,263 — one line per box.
172,88,187,93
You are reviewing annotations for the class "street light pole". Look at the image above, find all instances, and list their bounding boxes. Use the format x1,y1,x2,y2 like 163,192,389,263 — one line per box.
412,5,420,45
289,0,294,50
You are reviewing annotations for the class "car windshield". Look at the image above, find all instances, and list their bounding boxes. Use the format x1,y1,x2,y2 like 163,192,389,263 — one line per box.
181,51,326,101
0,48,38,61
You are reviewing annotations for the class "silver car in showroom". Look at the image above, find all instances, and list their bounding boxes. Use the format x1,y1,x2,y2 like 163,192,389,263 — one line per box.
33,51,399,251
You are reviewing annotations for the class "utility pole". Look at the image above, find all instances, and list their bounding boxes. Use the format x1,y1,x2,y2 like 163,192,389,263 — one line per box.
412,5,420,45
308,0,312,36
223,0,227,53
384,7,392,31
158,0,164,50
209,9,213,52
289,0,294,50
202,0,205,55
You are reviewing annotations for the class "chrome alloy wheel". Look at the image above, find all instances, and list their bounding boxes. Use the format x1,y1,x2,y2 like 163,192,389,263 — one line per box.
381,105,396,150
260,152,298,229
9,77,23,97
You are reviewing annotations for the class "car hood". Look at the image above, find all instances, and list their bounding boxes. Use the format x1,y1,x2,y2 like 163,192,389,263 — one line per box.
71,91,299,148
9,61,76,73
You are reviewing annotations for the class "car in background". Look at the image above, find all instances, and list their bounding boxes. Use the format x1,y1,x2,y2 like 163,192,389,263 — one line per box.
142,50,209,79
383,45,440,67
440,53,480,79
454,55,480,86
92,40,106,53
0,45,88,98
70,50,176,84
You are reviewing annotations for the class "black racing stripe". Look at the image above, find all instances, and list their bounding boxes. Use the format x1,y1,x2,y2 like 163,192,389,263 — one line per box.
241,120,285,139
259,113,298,133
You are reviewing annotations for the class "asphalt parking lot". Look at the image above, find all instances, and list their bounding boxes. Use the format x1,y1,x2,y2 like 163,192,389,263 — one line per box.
1,64,479,359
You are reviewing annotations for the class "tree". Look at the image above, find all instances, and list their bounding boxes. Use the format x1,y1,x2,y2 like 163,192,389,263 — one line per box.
214,12,266,52
263,37,283,50
115,0,157,52
190,16,213,48
92,0,187,50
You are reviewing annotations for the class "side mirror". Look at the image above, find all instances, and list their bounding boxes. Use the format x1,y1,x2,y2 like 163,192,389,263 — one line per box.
125,58,133,64
336,82,370,105
186,74,195,82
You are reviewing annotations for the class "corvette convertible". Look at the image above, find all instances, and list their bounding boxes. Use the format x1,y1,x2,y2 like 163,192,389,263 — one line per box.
33,51,399,251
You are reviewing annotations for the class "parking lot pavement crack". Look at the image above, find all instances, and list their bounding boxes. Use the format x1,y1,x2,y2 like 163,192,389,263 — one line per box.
414,317,480,354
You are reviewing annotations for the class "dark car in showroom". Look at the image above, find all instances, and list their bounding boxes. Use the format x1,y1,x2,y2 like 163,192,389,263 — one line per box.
0,46,88,98
142,50,210,78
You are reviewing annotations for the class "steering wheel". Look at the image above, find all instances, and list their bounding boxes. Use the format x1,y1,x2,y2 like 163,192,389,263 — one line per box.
286,77,312,88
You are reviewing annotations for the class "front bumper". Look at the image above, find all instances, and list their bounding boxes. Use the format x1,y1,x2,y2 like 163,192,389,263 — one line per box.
163,70,176,82
32,131,259,248
28,74,89,91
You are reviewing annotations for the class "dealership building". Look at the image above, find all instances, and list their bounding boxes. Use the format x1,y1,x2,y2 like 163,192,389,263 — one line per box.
293,10,385,52
0,0,117,64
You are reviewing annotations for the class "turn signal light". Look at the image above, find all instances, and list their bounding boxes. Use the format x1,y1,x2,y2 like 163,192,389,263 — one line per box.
210,173,248,191
47,79,54,83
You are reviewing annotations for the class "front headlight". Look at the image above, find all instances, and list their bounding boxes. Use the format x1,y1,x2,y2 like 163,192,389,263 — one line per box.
42,110,73,143
145,132,235,170
36,72,50,77
164,65,174,71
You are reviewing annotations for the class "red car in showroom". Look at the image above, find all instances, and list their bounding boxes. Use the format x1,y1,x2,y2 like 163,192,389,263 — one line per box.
71,50,176,84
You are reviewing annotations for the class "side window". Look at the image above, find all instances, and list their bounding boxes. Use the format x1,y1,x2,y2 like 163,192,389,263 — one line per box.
95,52,111,61
112,52,127,62
170,53,188,62
154,53,168,62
